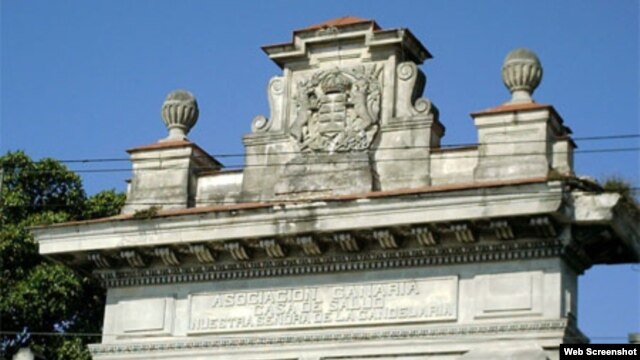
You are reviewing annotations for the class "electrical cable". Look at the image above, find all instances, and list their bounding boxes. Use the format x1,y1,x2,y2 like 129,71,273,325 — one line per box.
2,147,639,175
3,188,638,210
45,133,640,163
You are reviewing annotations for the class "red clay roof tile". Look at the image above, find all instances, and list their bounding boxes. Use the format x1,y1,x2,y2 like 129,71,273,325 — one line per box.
126,140,193,153
470,102,568,132
470,102,551,116
126,140,223,166
302,16,380,31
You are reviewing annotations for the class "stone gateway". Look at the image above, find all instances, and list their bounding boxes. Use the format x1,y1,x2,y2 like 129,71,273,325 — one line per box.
33,16,639,360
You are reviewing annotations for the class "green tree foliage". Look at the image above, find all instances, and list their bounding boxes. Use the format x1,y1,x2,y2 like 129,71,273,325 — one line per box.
0,151,126,359
602,176,638,205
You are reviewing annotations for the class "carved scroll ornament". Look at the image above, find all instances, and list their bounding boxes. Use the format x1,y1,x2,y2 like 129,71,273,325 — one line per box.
395,62,436,118
252,76,285,133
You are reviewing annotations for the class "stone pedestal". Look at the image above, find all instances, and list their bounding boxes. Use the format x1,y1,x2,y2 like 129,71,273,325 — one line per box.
240,132,295,202
376,115,444,190
275,152,373,197
122,141,221,213
472,104,573,181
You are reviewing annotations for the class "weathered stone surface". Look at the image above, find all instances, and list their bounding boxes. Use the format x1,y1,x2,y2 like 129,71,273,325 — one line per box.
37,181,567,254
88,259,580,359
188,277,457,334
161,90,199,141
472,106,572,181
289,66,382,154
459,342,549,360
195,170,243,205
122,142,221,213
275,152,373,197
502,48,543,104
242,19,439,200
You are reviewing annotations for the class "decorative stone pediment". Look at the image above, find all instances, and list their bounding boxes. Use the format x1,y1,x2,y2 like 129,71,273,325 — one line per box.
241,19,442,200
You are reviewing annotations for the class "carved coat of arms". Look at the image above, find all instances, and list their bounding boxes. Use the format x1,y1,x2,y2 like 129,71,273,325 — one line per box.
290,66,382,153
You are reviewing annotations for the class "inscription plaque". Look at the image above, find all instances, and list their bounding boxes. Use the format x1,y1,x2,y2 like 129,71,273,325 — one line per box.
188,277,457,334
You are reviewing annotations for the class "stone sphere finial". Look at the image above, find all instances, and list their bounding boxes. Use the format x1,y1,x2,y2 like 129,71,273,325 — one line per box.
161,90,199,141
501,48,543,103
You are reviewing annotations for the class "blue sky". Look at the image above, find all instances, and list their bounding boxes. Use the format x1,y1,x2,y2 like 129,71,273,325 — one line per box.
2,0,638,344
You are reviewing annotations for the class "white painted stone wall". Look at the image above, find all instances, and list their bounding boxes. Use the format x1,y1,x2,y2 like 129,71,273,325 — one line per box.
92,258,575,359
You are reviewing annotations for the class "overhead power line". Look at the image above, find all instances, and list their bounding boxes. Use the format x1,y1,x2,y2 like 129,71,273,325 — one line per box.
53,133,640,164
3,146,640,175
3,188,638,210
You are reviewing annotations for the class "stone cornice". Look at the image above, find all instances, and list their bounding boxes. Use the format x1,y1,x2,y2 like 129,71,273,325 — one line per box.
88,318,584,355
97,239,564,288
35,181,563,255
262,21,430,68
34,180,638,274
